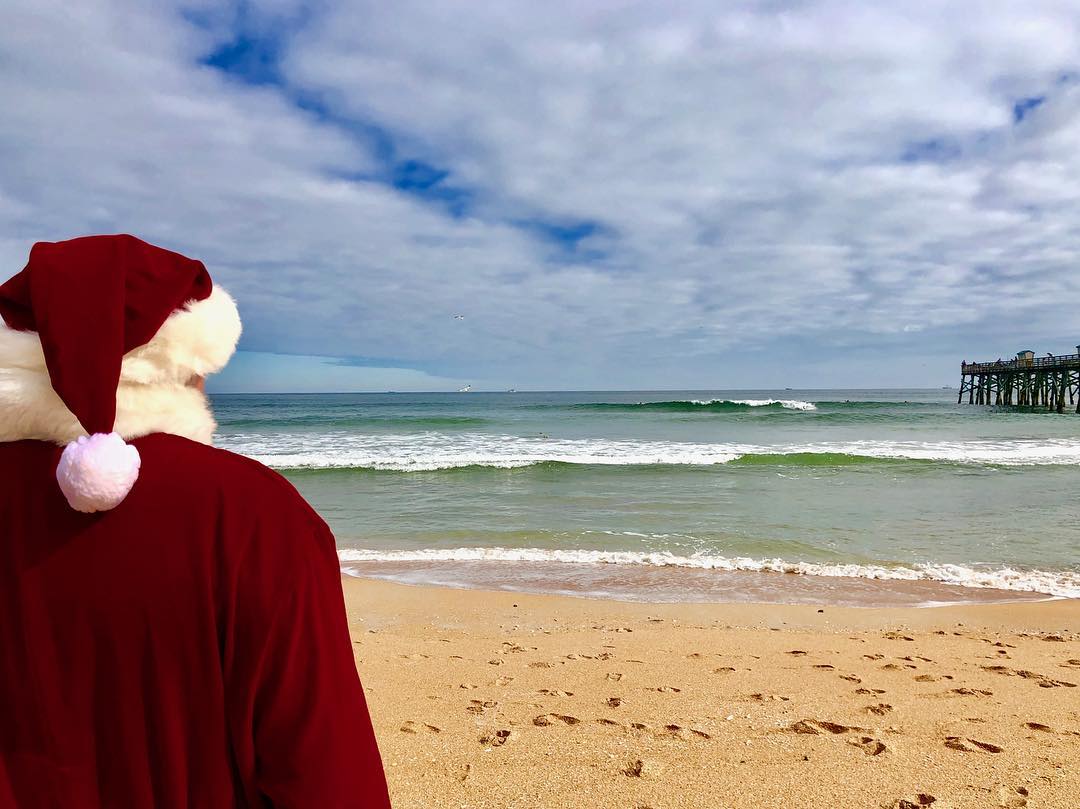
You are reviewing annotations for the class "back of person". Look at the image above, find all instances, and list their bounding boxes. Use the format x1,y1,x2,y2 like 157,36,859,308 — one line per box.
0,236,390,808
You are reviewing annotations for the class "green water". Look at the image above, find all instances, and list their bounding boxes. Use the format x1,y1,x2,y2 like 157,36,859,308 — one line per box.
212,389,1080,602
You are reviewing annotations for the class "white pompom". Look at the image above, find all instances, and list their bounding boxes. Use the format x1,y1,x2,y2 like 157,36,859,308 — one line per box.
56,432,142,513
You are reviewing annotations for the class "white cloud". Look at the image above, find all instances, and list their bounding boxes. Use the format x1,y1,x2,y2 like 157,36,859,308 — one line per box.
2,0,1080,389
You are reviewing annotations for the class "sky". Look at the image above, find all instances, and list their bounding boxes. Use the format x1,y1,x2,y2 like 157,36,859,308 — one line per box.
2,1,1079,392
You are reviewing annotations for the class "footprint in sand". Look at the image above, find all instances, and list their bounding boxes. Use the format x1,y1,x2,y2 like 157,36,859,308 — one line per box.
1060,659,1080,669
595,718,621,727
944,736,1003,753
981,665,1077,689
883,632,915,641
813,664,835,670
648,686,682,693
749,693,791,702
459,683,479,690
914,674,953,682
864,703,893,716
787,650,809,656
529,661,554,669
450,763,471,783
605,672,624,682
855,688,886,695
713,666,736,673
863,654,885,660
890,795,937,808
466,699,497,715
678,725,712,738
661,724,711,740
790,720,884,754
622,759,648,777
400,721,441,734
1023,722,1053,732
848,736,887,756
533,713,580,727
606,697,623,708
480,729,511,747
791,719,864,735
494,676,514,686
538,688,574,697
500,642,533,654
998,786,1030,808
950,687,993,697
840,674,861,683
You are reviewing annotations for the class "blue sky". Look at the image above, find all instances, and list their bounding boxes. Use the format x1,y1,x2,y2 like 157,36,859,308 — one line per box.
2,1,1079,392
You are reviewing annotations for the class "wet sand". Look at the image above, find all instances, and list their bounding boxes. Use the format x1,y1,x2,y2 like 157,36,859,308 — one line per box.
344,577,1080,809
342,559,1054,607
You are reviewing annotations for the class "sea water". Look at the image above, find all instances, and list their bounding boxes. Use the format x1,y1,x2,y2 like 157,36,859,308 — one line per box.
212,390,1080,606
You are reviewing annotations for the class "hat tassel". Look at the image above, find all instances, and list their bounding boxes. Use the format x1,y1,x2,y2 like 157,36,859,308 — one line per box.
56,433,142,513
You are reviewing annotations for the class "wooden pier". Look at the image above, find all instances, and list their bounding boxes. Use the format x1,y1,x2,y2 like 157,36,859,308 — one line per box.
959,349,1080,413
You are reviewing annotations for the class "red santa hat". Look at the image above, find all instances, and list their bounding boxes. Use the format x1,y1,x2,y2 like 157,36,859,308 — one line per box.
0,234,241,512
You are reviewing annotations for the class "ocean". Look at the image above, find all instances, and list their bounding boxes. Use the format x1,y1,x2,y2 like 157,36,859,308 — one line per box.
211,389,1080,607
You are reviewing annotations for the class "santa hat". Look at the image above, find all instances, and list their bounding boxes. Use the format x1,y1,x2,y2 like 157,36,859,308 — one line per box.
0,234,241,512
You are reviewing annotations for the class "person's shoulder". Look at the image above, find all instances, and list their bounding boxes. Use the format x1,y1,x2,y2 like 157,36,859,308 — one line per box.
133,433,325,529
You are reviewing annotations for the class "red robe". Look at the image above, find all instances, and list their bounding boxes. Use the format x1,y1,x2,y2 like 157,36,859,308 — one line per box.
0,433,390,808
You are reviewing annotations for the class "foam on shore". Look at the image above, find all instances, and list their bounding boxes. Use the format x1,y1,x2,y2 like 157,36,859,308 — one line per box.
337,547,1080,600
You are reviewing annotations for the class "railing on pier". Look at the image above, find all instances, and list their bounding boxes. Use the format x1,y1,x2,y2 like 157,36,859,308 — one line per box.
962,353,1080,375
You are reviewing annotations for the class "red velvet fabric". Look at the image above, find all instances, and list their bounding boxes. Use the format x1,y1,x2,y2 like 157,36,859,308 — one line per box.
0,235,212,435
0,434,390,808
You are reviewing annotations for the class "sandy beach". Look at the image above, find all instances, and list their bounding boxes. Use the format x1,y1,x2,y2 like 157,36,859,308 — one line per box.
343,577,1080,808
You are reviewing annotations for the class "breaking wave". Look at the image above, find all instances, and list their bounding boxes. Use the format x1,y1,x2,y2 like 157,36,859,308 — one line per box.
337,547,1080,599
572,398,817,412
221,432,1080,471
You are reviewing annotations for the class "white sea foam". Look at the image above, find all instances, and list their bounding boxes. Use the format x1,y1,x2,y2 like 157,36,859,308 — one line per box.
219,430,1080,471
708,398,817,411
224,432,742,470
337,547,1080,598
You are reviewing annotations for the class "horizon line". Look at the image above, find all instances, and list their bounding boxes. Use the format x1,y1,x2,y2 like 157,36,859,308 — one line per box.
208,385,955,395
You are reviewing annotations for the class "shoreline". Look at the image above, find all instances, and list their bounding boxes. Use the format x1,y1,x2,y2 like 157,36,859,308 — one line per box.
346,578,1080,808
340,559,1068,608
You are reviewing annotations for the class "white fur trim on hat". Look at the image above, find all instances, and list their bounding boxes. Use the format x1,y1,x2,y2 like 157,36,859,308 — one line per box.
122,285,242,385
0,285,241,447
56,432,141,512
